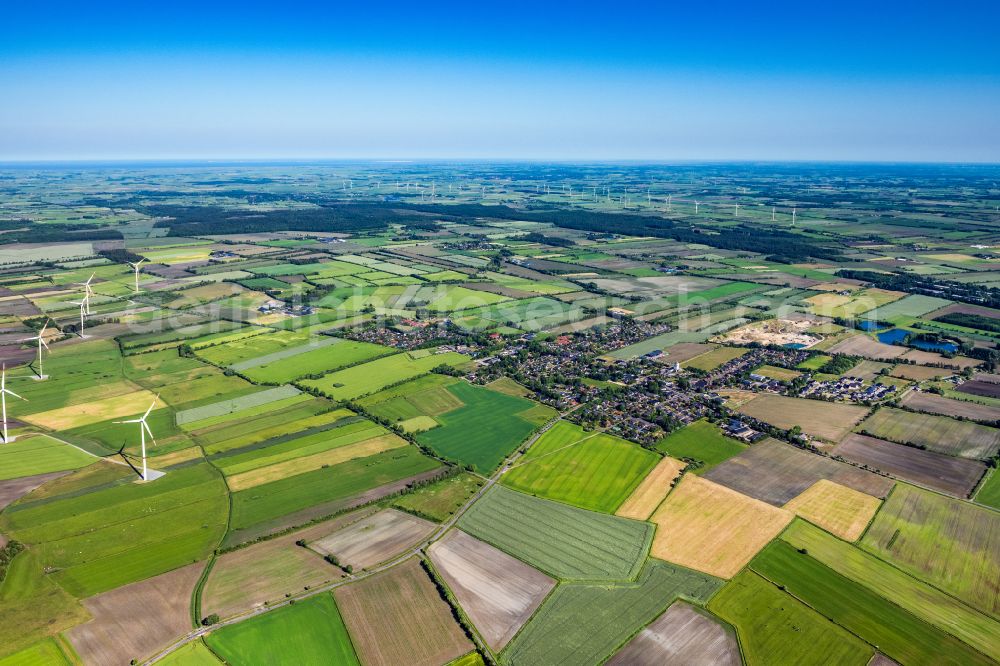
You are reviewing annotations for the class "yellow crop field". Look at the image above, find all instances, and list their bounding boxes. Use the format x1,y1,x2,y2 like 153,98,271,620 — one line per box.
24,389,159,430
616,457,686,520
650,475,792,578
783,479,881,542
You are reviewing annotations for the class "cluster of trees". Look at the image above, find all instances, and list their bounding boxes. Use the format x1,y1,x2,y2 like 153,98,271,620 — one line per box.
935,312,1000,334
0,219,122,244
839,269,1000,310
147,203,437,236
404,203,844,262
520,231,575,247
98,248,146,264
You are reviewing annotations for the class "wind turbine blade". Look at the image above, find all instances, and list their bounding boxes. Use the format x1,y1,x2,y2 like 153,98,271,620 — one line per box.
39,338,50,350
142,421,156,444
142,396,158,420
113,418,143,424
3,388,25,401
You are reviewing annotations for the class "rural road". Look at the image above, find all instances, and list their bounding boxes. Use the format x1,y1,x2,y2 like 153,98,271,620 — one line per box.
144,409,571,665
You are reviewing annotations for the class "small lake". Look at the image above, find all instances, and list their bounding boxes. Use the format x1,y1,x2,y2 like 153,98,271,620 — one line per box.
877,328,959,353
857,320,883,331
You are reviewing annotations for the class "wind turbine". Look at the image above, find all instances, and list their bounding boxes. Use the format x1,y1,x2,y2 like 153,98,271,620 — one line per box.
70,299,88,338
1,365,26,443
127,258,146,293
77,274,96,314
114,395,158,482
22,320,51,380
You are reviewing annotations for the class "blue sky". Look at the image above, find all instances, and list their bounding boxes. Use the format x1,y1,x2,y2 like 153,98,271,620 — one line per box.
1,1,998,161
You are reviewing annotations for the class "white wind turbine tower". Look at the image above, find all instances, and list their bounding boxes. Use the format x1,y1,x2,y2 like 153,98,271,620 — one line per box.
77,274,96,314
792,208,797,226
70,299,89,338
1,365,26,443
22,320,52,380
114,395,159,482
127,258,146,293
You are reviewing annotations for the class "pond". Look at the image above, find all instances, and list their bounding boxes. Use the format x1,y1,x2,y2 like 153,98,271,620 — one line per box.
877,328,959,353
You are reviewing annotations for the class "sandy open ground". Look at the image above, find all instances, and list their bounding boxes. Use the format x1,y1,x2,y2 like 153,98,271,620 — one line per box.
310,508,435,570
67,562,204,665
606,601,741,666
718,318,820,348
616,457,686,520
650,475,792,579
429,529,555,650
784,479,882,541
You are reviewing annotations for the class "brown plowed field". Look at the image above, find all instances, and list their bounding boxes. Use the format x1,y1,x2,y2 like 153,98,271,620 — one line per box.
429,529,555,650
704,438,893,505
334,557,472,666
901,391,1000,423
606,601,741,666
67,562,204,665
833,433,986,497
310,509,435,570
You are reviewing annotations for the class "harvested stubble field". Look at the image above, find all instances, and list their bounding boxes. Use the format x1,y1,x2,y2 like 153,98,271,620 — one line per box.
429,529,555,651
782,520,1000,662
202,508,376,619
310,508,435,570
501,560,722,666
736,394,869,442
650,475,792,579
605,601,740,666
828,334,907,360
334,557,471,666
458,485,651,580
751,540,995,666
890,364,952,381
834,433,986,497
861,483,1000,616
615,456,686,520
708,570,873,666
901,390,1000,423
858,407,1000,460
502,423,658,513
23,388,159,431
703,438,893,506
205,593,360,666
783,479,881,541
66,562,204,666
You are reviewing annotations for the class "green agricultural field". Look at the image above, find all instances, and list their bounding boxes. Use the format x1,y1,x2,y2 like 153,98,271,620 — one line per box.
502,423,658,512
389,472,484,522
212,419,385,476
228,446,441,536
0,435,95,480
205,594,359,666
781,521,1000,660
458,486,652,580
299,350,470,400
797,354,832,370
708,571,873,666
0,549,89,659
175,385,303,427
655,420,747,473
860,483,1000,617
454,296,587,331
195,402,348,455
156,640,221,666
0,462,228,597
195,329,312,366
974,469,1000,509
682,346,749,371
0,638,73,666
237,338,392,383
859,294,953,320
417,382,541,471
751,540,994,666
500,560,722,665
423,284,511,311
